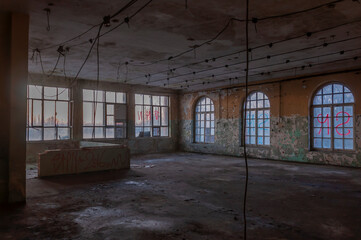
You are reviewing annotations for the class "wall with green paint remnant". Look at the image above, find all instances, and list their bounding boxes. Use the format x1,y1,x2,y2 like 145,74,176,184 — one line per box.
179,71,361,167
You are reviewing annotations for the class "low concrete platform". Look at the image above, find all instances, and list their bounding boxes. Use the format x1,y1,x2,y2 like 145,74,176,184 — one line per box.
38,146,130,177
1,152,361,239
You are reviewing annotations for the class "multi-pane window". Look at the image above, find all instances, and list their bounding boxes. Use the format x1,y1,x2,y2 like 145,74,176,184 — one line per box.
195,97,215,143
244,92,270,146
26,85,71,141
311,83,354,150
135,94,169,137
83,89,127,139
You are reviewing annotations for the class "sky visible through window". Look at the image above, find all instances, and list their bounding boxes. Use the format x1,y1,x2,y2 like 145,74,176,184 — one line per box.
312,83,354,150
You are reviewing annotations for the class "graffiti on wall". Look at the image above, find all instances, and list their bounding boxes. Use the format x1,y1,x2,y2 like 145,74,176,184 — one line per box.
316,111,351,136
137,110,159,121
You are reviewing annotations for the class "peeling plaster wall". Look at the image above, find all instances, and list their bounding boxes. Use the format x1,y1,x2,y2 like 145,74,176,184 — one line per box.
26,75,179,163
179,71,361,167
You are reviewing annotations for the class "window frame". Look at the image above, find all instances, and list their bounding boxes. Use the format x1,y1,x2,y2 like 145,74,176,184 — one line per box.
194,96,215,144
134,94,170,138
243,91,271,147
82,89,127,139
310,82,355,152
26,85,72,141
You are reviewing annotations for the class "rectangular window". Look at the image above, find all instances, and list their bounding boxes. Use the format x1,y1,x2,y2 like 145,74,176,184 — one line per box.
83,89,127,139
135,94,169,137
26,85,72,141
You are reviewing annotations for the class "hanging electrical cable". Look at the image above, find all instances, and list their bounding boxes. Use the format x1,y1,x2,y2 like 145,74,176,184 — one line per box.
243,0,250,239
126,19,361,83
171,44,361,88
123,0,352,67
184,53,361,90
92,23,104,139
37,0,140,51
133,34,361,86
44,8,51,31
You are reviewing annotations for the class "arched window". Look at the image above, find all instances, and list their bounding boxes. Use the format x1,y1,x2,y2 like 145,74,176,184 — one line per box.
311,83,354,150
244,92,270,145
195,97,215,143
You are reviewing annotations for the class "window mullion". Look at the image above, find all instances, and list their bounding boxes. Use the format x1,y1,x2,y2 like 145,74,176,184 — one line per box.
331,106,334,150
55,99,57,140
42,93,44,140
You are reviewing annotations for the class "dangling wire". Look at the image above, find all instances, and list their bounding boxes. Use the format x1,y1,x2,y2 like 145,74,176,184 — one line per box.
243,0,250,239
124,61,129,83
92,23,104,139
116,62,121,82
44,8,51,31
63,54,67,78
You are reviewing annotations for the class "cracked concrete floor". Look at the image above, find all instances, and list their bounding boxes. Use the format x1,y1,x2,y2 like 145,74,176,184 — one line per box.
1,152,361,240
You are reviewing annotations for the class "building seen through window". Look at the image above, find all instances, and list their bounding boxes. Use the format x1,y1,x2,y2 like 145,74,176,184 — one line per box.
83,89,127,139
135,94,169,137
27,85,71,141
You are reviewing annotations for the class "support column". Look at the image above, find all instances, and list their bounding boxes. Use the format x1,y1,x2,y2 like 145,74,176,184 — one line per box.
0,11,29,203
72,82,83,142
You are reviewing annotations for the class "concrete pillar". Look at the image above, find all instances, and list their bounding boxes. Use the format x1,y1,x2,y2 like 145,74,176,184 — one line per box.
72,83,83,141
128,89,135,139
0,11,29,203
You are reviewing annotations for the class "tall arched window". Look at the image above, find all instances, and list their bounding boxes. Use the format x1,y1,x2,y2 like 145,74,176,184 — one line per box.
311,83,354,150
244,92,270,146
195,97,215,143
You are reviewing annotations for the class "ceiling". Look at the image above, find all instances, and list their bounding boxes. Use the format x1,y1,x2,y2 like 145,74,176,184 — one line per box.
3,0,361,91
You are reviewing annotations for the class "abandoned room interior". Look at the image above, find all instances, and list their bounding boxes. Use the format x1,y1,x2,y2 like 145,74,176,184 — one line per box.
1,0,361,239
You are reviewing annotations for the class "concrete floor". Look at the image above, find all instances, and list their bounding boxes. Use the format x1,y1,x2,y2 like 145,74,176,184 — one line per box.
1,152,361,240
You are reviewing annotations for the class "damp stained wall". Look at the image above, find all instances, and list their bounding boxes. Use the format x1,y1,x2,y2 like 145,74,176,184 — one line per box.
26,75,179,162
179,71,361,167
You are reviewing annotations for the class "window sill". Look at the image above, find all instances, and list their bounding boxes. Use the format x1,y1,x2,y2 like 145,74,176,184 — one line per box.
240,145,271,148
26,139,73,143
135,136,171,139
82,138,127,141
309,149,356,154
